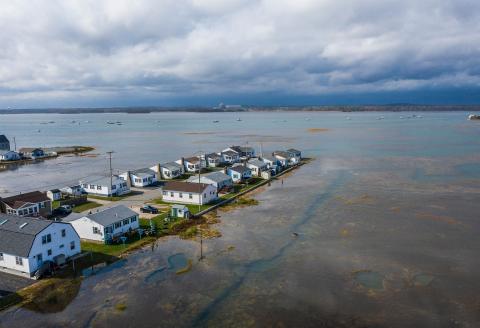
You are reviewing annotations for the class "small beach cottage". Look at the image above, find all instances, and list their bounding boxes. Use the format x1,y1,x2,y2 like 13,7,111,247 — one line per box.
176,157,202,173
66,205,139,243
246,158,268,177
60,185,83,197
227,165,253,183
204,153,223,167
162,181,218,205
170,204,190,219
0,191,52,217
286,149,302,164
223,146,255,159
273,151,293,167
220,150,240,164
120,168,157,187
187,171,233,192
154,162,184,180
80,176,130,197
46,189,62,201
0,150,21,161
0,214,80,278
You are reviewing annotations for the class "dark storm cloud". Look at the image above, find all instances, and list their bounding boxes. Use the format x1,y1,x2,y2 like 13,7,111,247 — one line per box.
0,0,479,107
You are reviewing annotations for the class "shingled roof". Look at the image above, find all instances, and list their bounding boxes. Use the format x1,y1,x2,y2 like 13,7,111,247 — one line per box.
163,181,211,193
0,214,52,257
1,191,50,209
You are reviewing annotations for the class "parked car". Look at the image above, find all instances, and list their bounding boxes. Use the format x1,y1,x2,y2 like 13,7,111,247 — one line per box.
140,205,159,214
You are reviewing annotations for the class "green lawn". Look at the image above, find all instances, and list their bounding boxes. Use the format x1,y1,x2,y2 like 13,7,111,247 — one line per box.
81,235,156,257
87,191,141,202
152,199,218,215
72,201,102,213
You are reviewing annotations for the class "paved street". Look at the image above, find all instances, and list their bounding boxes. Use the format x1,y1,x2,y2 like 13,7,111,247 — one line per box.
0,271,33,297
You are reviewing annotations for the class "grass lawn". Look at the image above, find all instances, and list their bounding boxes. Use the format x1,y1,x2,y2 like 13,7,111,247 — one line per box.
52,200,61,209
152,199,218,215
72,201,102,213
81,235,156,257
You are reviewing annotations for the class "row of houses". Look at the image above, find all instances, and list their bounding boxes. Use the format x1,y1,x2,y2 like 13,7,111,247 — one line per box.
0,134,48,161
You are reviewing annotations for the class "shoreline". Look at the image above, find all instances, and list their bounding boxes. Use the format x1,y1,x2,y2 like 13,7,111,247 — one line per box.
0,158,310,313
0,146,95,168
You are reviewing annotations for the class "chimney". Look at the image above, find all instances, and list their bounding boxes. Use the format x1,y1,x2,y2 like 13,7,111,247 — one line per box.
156,163,161,178
126,171,132,188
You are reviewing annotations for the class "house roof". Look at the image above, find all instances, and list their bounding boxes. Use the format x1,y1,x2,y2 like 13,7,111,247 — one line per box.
261,155,277,162
0,214,53,257
130,168,156,178
172,204,189,211
187,171,231,184
1,191,50,209
205,152,221,159
160,162,182,171
0,135,9,143
273,151,291,159
247,158,266,167
184,156,200,164
228,146,243,153
163,181,211,193
80,205,137,227
222,150,238,157
229,165,251,174
0,150,17,155
49,189,61,193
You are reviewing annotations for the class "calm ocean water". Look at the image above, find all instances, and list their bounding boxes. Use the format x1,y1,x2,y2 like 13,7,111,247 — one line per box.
1,111,480,327
0,111,479,195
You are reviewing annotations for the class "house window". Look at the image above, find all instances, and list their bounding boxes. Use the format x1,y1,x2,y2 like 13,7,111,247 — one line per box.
0,253,3,261
204,193,206,198
90,184,95,189
112,185,117,190
47,249,52,256
114,222,122,229
42,234,52,244
189,193,193,199
130,217,137,223
59,244,64,249
40,202,45,208
93,227,100,234
105,226,113,234
28,208,33,214
123,219,129,225
70,241,75,250
97,185,102,190
83,184,88,188
15,257,23,266
170,192,174,197
163,191,166,196
179,192,183,198
61,229,66,237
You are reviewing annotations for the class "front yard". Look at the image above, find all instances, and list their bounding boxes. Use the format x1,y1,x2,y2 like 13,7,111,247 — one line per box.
72,201,102,213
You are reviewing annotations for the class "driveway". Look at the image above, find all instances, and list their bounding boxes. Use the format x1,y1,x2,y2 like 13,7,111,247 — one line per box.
0,271,34,297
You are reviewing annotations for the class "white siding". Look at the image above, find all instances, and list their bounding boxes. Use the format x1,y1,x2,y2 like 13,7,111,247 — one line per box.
162,185,218,205
70,215,139,242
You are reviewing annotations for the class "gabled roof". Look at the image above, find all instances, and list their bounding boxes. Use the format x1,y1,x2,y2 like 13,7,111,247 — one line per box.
261,155,277,162
187,171,231,184
0,214,53,257
80,175,125,186
273,151,292,159
222,150,238,157
205,152,221,159
163,181,211,193
172,204,189,211
1,191,50,209
49,189,61,193
79,205,137,227
0,135,9,143
287,148,301,154
130,168,156,178
229,165,251,174
247,158,267,167
228,146,243,153
184,156,200,164
161,162,183,171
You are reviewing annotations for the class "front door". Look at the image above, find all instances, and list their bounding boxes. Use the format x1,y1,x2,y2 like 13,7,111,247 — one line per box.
37,253,43,266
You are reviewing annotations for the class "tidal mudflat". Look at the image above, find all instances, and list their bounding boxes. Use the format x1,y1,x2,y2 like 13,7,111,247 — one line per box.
1,112,479,327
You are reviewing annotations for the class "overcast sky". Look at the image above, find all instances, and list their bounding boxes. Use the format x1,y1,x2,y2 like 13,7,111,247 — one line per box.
1,0,479,108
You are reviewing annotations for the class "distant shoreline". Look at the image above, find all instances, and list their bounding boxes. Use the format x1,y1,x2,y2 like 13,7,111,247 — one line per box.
1,105,480,114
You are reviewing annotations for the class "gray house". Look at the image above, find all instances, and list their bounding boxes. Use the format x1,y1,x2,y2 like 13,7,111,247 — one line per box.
0,135,10,151
187,171,233,192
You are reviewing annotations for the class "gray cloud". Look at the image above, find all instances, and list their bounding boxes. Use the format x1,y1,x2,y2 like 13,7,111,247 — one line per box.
0,0,479,107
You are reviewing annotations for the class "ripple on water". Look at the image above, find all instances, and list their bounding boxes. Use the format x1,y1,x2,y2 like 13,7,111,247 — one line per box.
354,271,385,290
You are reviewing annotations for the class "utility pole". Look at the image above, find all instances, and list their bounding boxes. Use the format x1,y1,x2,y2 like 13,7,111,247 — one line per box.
195,150,205,261
13,137,16,151
106,151,114,196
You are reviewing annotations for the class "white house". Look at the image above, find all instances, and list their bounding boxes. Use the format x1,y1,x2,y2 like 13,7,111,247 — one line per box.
0,150,21,161
176,157,202,173
79,176,130,197
120,168,157,187
187,171,233,192
46,189,62,201
221,150,240,164
246,158,268,177
0,214,80,278
260,155,281,172
66,205,139,243
162,181,218,205
153,162,184,180
60,185,83,197
1,191,52,217
227,165,253,183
